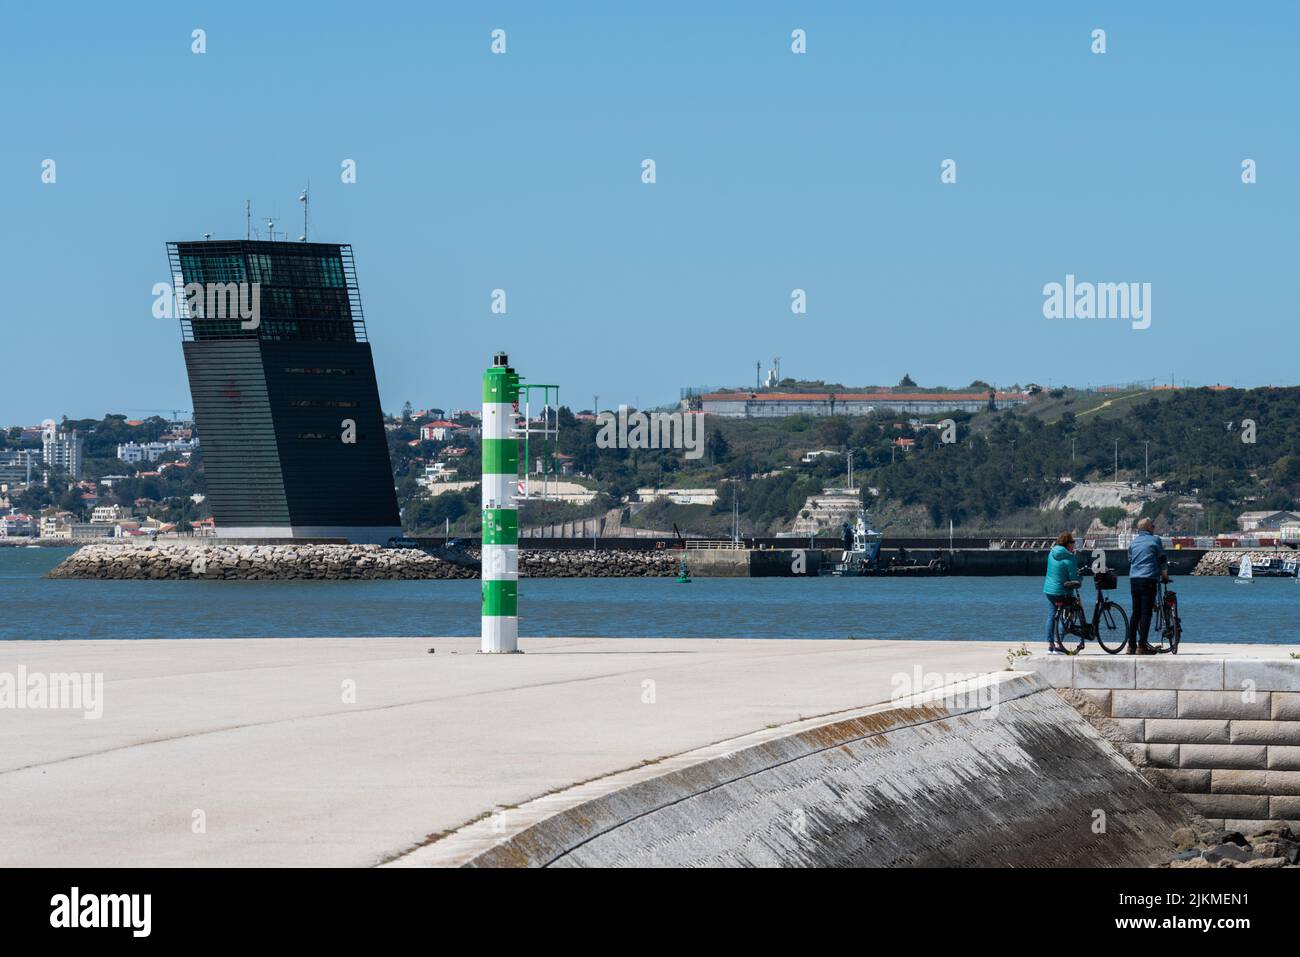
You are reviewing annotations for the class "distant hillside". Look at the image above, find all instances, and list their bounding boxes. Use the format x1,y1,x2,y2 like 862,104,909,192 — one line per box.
15,387,1288,539
866,387,1300,534
388,386,1300,537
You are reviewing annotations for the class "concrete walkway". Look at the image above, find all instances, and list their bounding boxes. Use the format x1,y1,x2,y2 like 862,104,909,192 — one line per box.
0,637,1294,866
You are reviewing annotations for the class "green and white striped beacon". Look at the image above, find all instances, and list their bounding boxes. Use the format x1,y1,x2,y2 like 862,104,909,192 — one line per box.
481,352,522,653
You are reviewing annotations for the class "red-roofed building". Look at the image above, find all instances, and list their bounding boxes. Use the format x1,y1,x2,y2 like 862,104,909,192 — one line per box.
699,391,1027,418
419,420,466,442
0,513,37,537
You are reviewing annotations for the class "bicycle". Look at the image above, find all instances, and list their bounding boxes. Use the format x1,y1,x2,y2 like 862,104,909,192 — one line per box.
1149,578,1181,654
1051,570,1130,655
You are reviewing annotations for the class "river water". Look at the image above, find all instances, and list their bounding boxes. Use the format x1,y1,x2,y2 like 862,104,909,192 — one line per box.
2,547,1298,645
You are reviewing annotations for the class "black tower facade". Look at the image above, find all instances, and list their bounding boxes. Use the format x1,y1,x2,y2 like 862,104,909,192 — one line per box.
168,240,400,542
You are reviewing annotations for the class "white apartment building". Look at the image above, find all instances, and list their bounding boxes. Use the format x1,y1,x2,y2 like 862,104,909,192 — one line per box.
91,504,132,524
116,438,199,464
417,462,458,487
39,515,72,539
42,429,83,478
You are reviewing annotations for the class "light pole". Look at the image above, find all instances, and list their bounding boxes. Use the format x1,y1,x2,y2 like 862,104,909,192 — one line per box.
735,484,742,544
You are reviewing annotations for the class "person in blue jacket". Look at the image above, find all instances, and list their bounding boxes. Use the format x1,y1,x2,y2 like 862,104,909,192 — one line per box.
1042,531,1079,654
1126,517,1168,655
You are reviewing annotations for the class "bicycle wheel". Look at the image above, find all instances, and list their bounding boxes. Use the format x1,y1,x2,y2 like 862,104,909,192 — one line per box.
1054,604,1086,654
1149,604,1169,652
1096,600,1129,654
1166,607,1181,654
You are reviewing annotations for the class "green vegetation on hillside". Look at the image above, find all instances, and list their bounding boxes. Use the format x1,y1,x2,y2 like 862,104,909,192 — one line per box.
14,385,1291,539
383,387,1300,536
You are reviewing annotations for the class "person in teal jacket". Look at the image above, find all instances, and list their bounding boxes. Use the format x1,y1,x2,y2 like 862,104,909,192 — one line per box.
1042,531,1080,653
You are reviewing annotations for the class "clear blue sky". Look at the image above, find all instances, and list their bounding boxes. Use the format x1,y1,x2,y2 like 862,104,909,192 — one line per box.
1,2,1295,425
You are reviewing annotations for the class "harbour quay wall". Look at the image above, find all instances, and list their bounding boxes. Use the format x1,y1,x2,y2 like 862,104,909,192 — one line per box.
1014,655,1300,835
933,547,1205,576
408,536,1215,576
44,543,677,580
685,547,825,577
393,671,1191,868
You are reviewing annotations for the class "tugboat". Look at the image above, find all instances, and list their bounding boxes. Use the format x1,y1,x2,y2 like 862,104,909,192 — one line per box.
820,513,883,576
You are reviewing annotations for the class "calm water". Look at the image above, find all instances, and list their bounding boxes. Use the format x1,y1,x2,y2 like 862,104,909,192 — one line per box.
2,547,1298,644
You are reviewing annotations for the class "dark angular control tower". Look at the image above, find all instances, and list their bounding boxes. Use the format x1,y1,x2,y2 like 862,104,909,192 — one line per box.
167,239,400,543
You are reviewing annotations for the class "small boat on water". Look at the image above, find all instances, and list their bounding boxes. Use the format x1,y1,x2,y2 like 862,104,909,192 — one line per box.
820,513,884,576
1235,554,1254,584
1232,554,1297,578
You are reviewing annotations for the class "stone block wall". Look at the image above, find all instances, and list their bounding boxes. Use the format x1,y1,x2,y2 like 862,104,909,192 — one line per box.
1014,655,1300,833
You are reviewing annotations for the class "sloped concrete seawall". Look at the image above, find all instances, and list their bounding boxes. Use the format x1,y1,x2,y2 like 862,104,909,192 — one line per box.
44,543,677,580
1014,655,1300,834
392,671,1191,868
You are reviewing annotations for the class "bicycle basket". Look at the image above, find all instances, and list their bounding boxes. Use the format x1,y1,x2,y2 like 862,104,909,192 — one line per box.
1094,570,1118,590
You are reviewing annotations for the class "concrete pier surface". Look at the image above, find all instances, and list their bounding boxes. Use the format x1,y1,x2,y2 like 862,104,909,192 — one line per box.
0,637,1295,867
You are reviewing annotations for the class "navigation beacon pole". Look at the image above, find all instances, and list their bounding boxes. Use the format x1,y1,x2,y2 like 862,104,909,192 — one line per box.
481,353,522,653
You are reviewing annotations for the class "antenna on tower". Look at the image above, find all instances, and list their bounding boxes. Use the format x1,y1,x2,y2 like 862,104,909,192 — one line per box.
266,217,276,242
763,356,782,389
298,181,309,241
246,200,251,240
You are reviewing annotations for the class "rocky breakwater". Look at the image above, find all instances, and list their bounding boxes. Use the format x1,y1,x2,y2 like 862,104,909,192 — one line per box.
519,549,677,578
46,543,475,580
46,543,680,580
1192,549,1293,575
1164,823,1300,868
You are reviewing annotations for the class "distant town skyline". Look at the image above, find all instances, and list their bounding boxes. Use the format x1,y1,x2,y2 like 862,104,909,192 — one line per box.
3,3,1296,424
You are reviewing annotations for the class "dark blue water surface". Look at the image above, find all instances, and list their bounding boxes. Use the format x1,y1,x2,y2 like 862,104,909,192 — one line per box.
2,547,1298,644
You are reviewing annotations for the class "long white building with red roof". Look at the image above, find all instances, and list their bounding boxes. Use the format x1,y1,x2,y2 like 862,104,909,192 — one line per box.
698,390,1028,418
